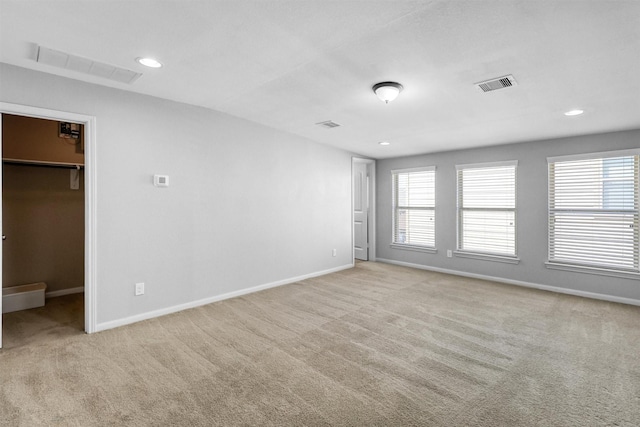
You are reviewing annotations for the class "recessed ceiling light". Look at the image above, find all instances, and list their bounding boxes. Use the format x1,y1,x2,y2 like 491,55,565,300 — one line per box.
379,141,390,146
564,109,584,116
136,57,162,68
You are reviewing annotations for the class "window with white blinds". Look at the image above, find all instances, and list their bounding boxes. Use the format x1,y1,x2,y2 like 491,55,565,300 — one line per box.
548,150,639,273
392,167,435,249
456,161,517,257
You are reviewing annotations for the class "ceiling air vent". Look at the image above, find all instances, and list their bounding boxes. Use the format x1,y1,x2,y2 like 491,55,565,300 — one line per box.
475,75,517,93
316,120,341,129
36,46,142,84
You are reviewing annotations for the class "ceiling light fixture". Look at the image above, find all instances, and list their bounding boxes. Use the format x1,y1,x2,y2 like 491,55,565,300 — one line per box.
564,109,584,116
136,57,163,68
372,82,403,104
379,141,390,146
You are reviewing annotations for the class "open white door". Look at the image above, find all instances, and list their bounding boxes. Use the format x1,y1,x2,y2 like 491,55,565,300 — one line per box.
353,161,368,261
353,158,376,261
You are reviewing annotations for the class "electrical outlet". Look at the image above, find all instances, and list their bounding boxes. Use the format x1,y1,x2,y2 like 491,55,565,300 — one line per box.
447,250,453,258
332,249,337,257
135,282,145,296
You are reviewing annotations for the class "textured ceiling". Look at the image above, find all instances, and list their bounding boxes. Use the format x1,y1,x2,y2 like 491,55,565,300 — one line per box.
1,0,639,159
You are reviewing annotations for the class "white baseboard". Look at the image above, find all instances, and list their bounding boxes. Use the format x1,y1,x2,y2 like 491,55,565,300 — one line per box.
376,258,640,307
95,263,355,333
46,286,84,299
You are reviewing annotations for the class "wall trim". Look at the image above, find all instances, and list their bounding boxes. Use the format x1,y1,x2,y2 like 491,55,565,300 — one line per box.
95,263,355,332
376,258,640,307
46,287,84,299
0,102,98,348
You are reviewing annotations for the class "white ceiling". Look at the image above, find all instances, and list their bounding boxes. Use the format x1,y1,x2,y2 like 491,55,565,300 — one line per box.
1,0,639,159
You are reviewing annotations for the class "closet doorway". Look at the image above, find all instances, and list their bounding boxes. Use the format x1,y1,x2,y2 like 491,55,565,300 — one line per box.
0,103,97,349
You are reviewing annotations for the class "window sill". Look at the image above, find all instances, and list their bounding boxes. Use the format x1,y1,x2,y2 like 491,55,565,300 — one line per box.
545,261,640,280
390,244,437,254
454,251,520,264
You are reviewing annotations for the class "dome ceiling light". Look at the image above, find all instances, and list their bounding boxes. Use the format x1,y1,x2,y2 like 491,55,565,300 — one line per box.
372,81,403,104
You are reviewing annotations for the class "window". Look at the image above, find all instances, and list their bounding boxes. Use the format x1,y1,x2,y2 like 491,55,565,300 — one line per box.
547,150,639,274
392,167,435,250
456,161,518,260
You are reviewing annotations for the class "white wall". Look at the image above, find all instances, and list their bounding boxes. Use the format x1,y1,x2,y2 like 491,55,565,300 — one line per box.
377,129,640,304
0,63,353,327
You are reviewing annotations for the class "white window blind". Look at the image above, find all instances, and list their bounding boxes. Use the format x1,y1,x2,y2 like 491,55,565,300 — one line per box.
548,151,639,272
457,161,517,257
392,167,435,248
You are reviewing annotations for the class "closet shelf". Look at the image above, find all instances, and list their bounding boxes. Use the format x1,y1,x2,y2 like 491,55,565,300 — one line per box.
2,158,84,169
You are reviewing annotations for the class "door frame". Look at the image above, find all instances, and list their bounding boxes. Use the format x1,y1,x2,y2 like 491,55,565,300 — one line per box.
0,102,97,348
352,157,376,262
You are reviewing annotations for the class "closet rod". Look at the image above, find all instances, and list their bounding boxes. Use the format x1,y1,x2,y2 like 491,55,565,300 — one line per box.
2,158,84,169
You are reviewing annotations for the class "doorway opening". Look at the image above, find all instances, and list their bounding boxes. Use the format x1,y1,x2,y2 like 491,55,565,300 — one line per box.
0,103,97,349
352,158,376,262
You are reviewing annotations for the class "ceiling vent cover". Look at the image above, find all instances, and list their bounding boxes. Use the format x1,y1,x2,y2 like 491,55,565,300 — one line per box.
316,120,341,129
36,46,142,84
475,75,517,92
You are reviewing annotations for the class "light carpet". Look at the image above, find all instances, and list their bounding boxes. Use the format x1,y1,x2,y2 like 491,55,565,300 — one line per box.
1,262,639,426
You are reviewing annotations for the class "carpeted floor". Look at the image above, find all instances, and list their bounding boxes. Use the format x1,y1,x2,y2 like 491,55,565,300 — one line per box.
1,261,639,426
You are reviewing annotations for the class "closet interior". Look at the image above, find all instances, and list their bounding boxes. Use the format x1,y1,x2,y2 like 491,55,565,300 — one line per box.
1,114,84,332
